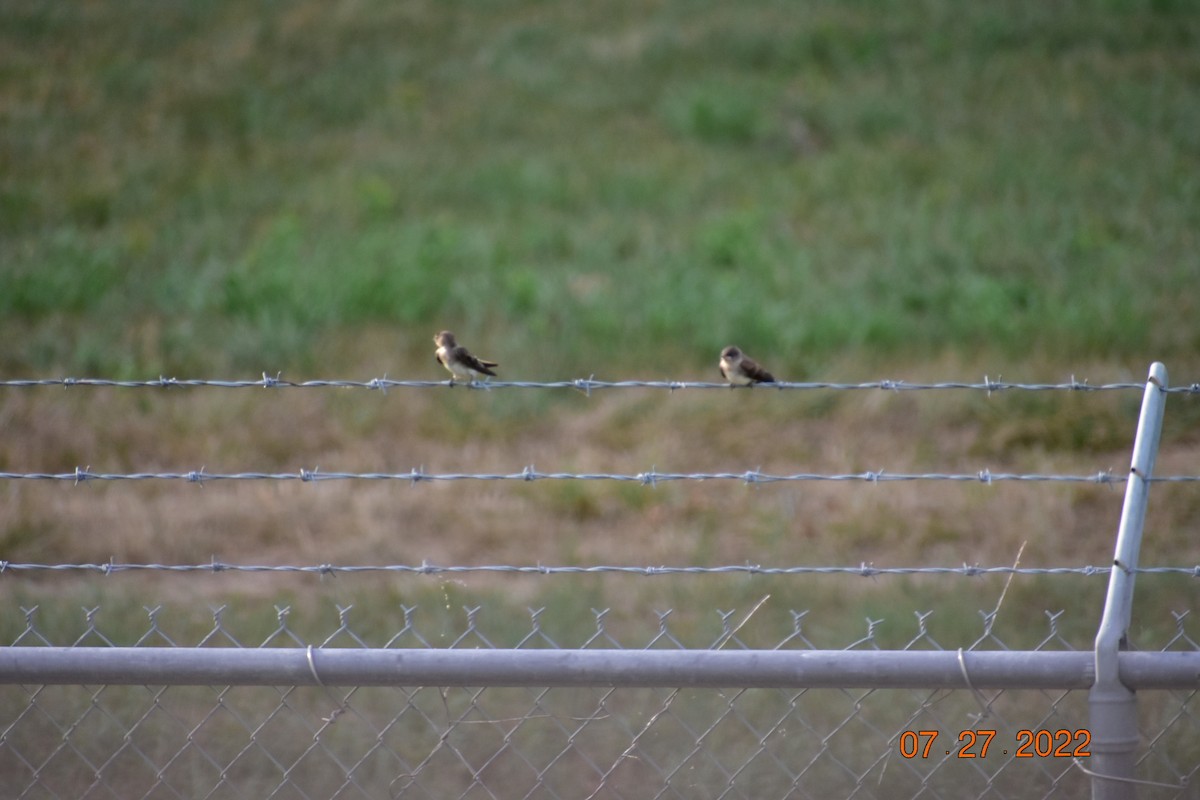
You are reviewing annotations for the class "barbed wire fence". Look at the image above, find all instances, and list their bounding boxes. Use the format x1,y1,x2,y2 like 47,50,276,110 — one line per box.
4,466,1200,486
2,562,1200,577
4,375,1200,393
0,363,1197,799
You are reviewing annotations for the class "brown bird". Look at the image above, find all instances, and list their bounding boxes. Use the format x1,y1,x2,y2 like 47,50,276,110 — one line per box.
434,331,498,383
719,345,776,385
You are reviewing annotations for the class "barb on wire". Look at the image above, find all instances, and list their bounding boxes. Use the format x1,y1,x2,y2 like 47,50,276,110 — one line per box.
1,561,1197,577
3,376,1198,392
5,468,1195,485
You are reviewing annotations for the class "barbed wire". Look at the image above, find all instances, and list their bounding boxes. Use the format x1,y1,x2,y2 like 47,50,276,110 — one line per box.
2,375,1199,393
2,561,1198,577
6,466,1200,486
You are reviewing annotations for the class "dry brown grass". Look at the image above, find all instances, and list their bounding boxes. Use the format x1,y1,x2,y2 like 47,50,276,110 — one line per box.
4,350,1196,625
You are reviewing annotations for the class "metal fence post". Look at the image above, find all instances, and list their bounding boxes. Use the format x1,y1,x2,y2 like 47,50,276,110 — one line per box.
1089,362,1168,799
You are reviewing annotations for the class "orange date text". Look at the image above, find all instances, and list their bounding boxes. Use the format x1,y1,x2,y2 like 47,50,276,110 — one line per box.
898,729,1091,759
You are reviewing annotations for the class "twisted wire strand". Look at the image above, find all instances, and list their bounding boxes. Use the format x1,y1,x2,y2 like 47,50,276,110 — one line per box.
3,376,1199,393
1,561,1197,577
5,467,1198,485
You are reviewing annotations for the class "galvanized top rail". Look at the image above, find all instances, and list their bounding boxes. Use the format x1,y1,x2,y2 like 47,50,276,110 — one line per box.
3,375,1200,393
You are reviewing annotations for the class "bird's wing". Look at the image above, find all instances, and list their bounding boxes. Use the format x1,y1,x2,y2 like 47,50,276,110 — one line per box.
742,357,776,383
458,348,498,376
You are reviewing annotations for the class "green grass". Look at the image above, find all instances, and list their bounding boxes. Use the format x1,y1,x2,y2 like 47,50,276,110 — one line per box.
1,0,1197,660
3,8,1198,793
2,0,1198,376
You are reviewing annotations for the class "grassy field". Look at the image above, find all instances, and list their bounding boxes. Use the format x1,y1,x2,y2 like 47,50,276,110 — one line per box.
3,4,1200,795
2,0,1199,377
1,0,1199,630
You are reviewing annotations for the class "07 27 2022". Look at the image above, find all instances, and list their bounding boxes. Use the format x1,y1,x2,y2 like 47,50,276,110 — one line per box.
898,729,1092,759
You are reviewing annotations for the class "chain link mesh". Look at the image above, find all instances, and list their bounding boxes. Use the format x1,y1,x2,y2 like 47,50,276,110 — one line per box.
1,604,1195,800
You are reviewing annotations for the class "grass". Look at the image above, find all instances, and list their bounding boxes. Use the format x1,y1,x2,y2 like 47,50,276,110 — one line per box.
2,0,1199,377
1,3,1199,792
2,376,1196,633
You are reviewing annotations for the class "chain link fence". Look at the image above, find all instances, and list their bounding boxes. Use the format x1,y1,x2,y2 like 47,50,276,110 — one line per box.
2,363,1197,798
1,601,1197,800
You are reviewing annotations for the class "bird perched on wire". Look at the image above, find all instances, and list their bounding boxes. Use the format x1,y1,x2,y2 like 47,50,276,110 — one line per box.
434,331,498,384
719,345,776,385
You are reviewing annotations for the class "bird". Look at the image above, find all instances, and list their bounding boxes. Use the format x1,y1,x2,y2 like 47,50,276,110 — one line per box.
719,345,776,386
434,331,498,383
